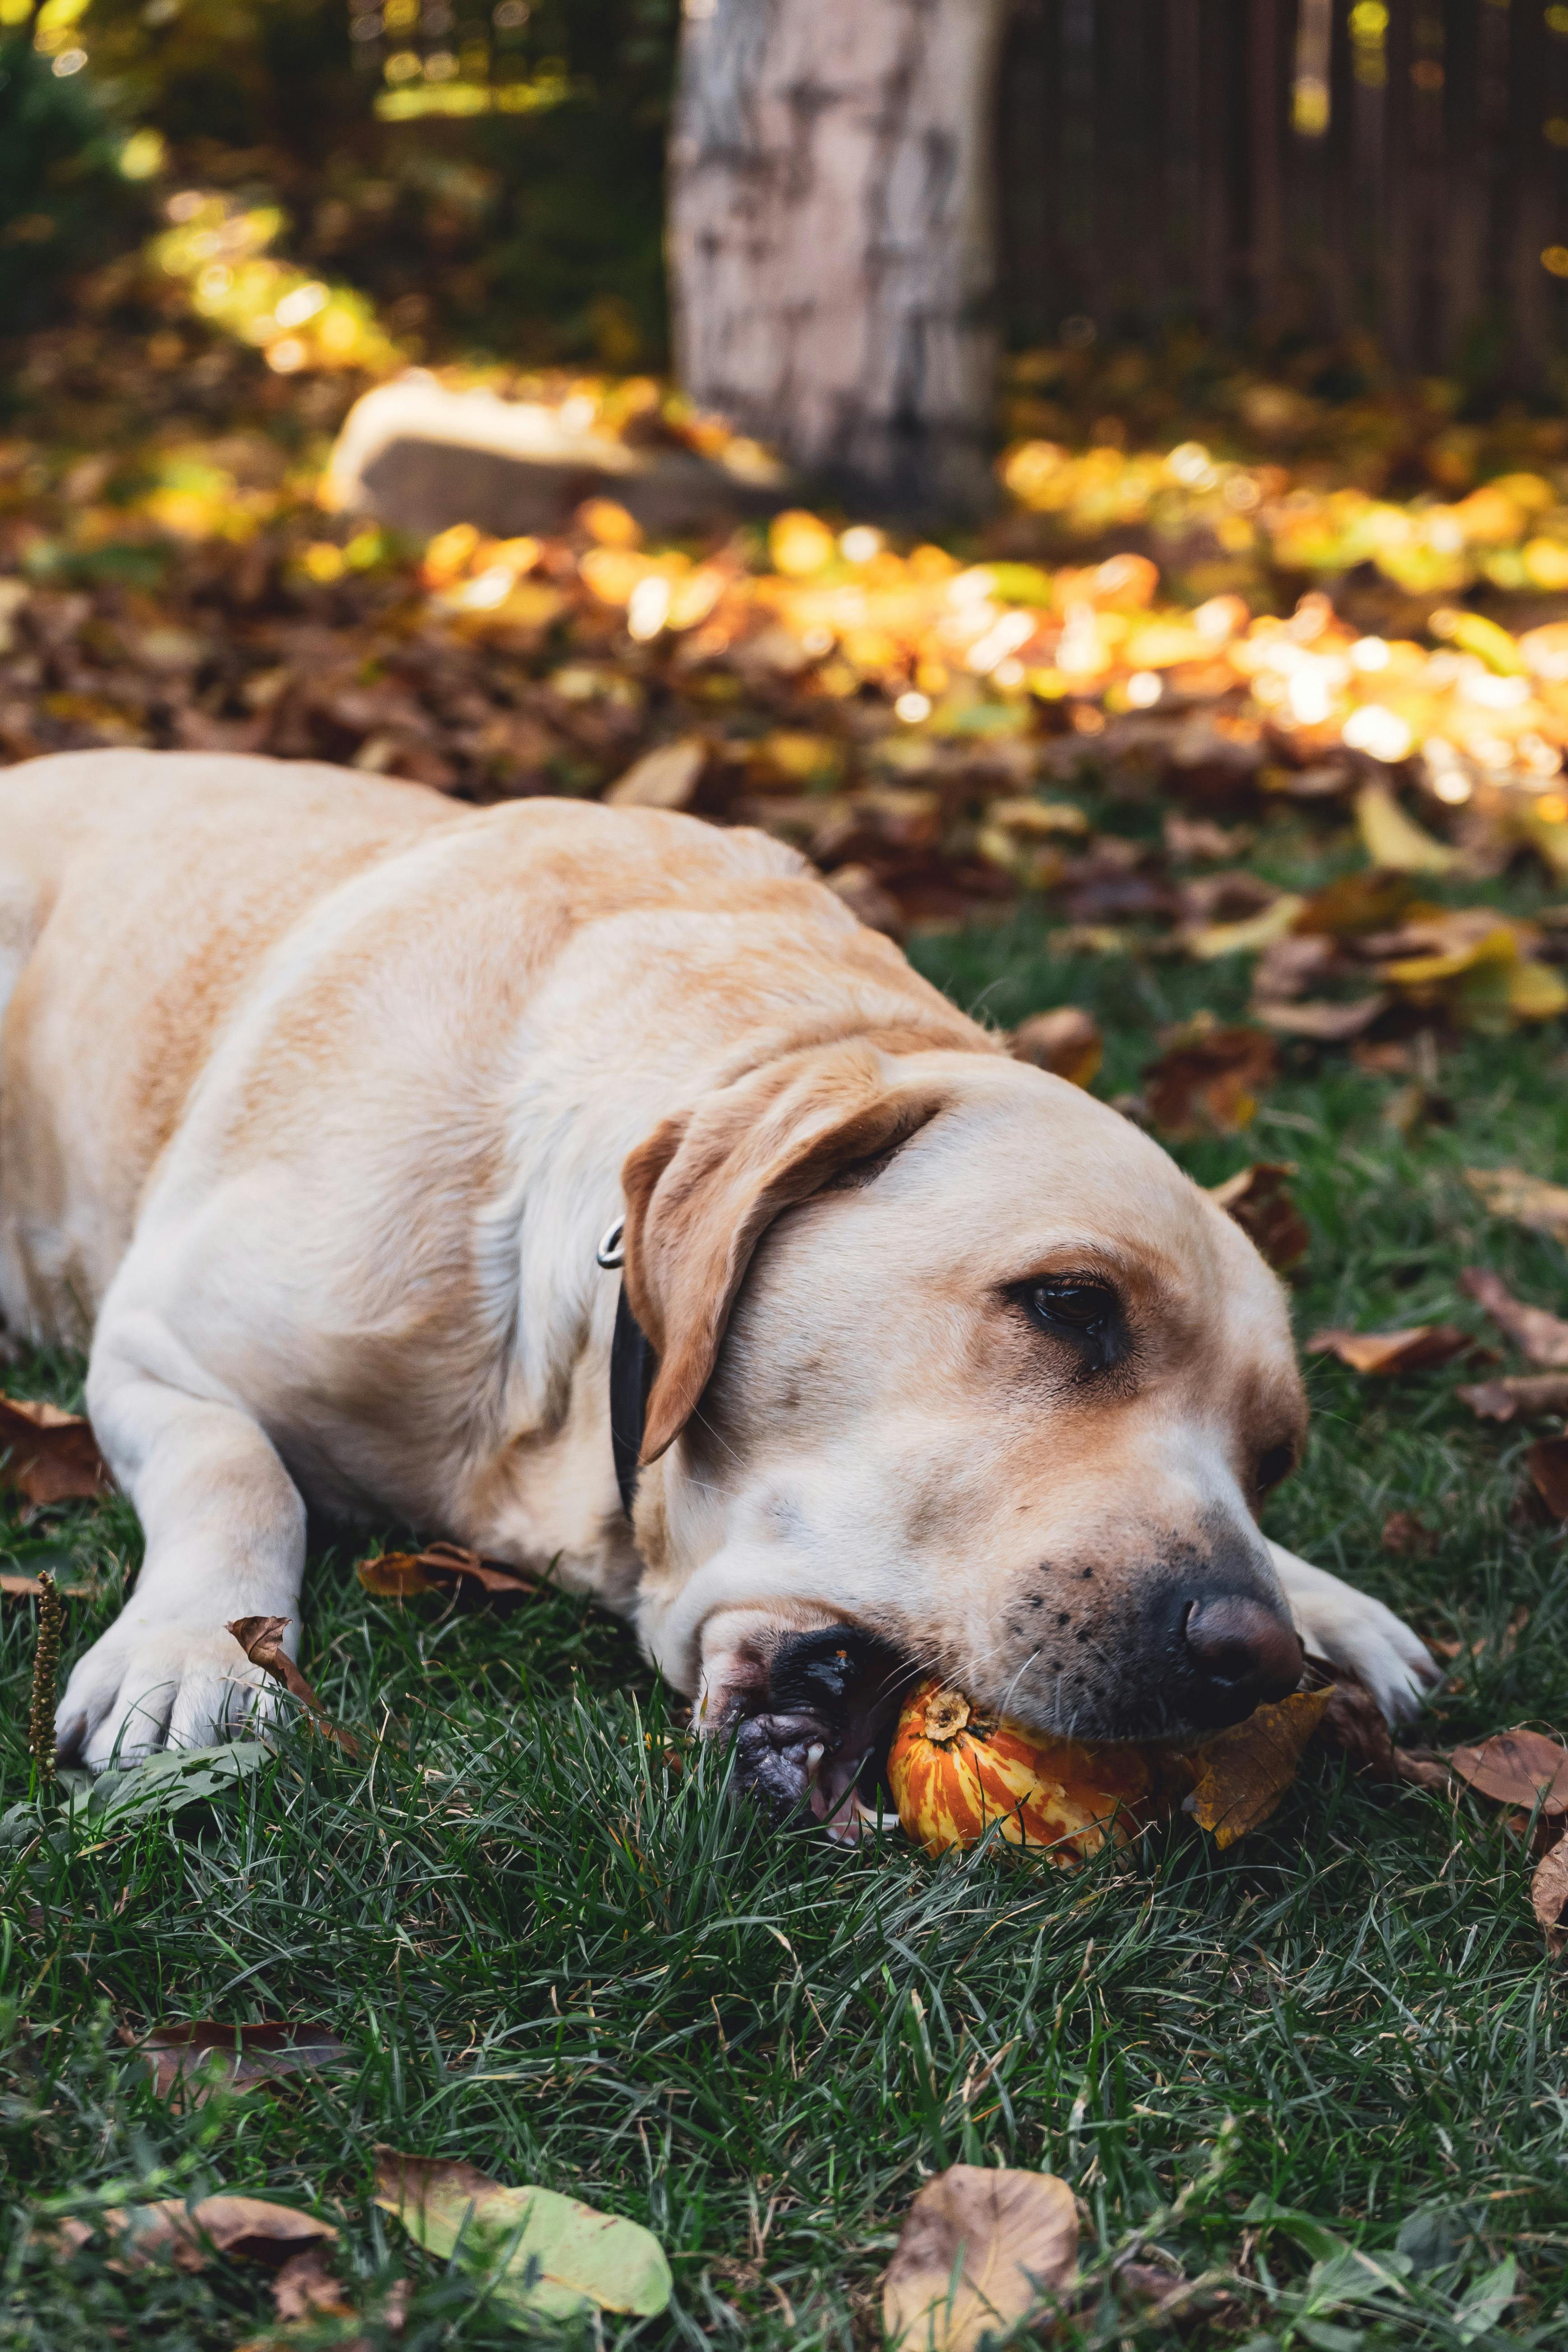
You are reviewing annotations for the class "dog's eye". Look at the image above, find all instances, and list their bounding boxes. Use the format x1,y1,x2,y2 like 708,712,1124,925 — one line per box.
1027,1279,1118,1337
1256,1443,1295,1493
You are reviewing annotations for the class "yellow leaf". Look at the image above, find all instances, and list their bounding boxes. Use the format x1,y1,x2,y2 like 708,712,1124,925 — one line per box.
1181,1687,1334,1847
1355,782,1458,874
1186,892,1307,960
1506,958,1568,1021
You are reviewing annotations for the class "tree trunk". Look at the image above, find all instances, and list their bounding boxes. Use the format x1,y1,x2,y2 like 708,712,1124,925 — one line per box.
667,0,1009,517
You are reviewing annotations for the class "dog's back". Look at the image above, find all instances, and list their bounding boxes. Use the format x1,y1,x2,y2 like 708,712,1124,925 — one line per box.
0,748,972,1349
0,750,461,1338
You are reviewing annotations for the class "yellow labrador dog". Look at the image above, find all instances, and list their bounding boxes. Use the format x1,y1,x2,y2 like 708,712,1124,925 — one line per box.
1,751,1435,1826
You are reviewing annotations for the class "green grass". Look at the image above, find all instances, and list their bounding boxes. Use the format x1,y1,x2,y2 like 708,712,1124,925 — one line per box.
5,817,1568,2349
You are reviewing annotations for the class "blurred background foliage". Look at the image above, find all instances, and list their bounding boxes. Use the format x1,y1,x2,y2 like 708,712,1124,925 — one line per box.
8,0,1568,435
0,0,679,367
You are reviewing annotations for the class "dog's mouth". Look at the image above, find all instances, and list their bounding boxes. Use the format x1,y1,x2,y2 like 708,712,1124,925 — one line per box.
721,1624,918,1845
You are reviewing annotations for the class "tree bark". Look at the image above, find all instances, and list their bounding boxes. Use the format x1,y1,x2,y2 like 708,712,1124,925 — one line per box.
667,0,1010,517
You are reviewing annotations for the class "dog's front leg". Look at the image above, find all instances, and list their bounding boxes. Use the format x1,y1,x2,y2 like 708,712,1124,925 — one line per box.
1266,1540,1441,1725
56,1336,306,1769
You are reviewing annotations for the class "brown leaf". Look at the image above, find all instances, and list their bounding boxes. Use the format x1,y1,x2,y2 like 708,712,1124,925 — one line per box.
1163,814,1250,863
1207,1162,1309,1273
1465,1166,1568,1248
226,1616,360,1757
1380,1510,1436,1557
1351,1038,1417,1074
100,2194,337,2272
1531,1831,1568,1956
1107,2261,1192,2313
0,1395,112,1506
1313,1673,1400,1780
355,1541,540,1607
1307,1324,1475,1376
822,862,903,936
1254,994,1390,1041
1527,1435,1568,1518
1460,1267,1568,1366
1251,930,1337,1004
1142,1019,1277,1139
1456,1375,1568,1422
1181,1685,1334,1847
1310,1672,1450,1790
126,2020,347,2104
1294,871,1418,937
882,2166,1078,2352
1009,1006,1103,1088
1430,1608,1531,1667
273,2242,354,2320
605,738,707,810
1392,1748,1456,1792
1448,1727,1568,1814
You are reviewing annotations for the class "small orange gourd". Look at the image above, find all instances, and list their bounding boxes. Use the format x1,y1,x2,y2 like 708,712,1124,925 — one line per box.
887,1676,1334,1860
887,1677,1175,1862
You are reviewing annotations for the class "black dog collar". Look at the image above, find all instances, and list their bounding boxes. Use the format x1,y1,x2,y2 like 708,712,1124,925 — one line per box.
597,1217,656,1520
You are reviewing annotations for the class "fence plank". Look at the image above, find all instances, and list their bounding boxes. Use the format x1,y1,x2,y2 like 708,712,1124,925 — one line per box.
995,0,1568,385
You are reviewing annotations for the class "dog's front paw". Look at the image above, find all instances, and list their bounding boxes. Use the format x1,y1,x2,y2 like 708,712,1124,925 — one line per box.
731,1710,830,1825
56,1619,283,1771
1265,1543,1441,1725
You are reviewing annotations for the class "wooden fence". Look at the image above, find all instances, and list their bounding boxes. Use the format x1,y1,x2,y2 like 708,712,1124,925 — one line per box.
996,0,1568,382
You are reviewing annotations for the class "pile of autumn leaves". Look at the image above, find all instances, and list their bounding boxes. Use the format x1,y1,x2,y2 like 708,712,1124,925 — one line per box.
17,309,1568,987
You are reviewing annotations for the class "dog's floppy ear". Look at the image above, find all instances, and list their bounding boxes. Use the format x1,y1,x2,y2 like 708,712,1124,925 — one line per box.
621,1041,946,1464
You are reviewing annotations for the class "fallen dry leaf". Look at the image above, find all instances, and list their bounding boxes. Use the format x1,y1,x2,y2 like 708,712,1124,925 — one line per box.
1294,870,1419,937
1009,1006,1103,1088
126,2020,348,2103
1181,1685,1334,1847
1466,1166,1568,1247
355,1541,541,1606
1307,1324,1476,1376
226,1616,360,1757
1313,1673,1400,1780
374,2148,670,2320
1308,1669,1451,1790
1355,781,1460,875
1460,1268,1568,1366
1253,992,1389,1041
1351,1037,1418,1074
605,737,707,810
1391,1748,1456,1792
1531,1832,1568,1956
1164,814,1250,863
1448,1728,1568,1814
96,2194,337,2272
1380,1510,1436,1556
1526,1435,1568,1518
1429,1606,1530,1666
1142,1019,1277,1139
1457,1374,1568,1422
1105,2261,1200,2318
1207,1162,1310,1273
882,2165,1078,2352
272,2242,355,2320
824,861,903,935
1381,1079,1455,1138
0,1395,112,1506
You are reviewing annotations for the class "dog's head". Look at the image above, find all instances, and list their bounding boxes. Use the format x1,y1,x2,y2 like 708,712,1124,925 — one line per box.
621,1037,1307,1832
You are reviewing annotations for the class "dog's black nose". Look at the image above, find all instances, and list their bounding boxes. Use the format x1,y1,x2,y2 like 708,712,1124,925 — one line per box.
1183,1591,1304,1714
